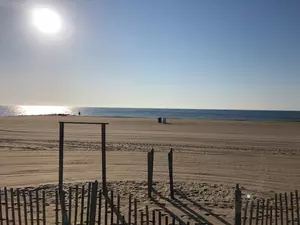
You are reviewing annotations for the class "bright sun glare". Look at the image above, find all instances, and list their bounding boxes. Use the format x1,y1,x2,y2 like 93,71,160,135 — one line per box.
32,7,62,34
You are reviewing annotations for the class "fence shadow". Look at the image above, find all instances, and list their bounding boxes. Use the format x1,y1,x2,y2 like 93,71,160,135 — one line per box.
175,190,231,225
153,189,213,225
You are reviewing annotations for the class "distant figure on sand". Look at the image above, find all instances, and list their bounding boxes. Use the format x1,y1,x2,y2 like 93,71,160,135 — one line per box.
78,111,81,116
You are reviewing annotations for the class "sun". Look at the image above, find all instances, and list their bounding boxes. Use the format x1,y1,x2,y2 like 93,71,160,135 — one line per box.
32,7,62,34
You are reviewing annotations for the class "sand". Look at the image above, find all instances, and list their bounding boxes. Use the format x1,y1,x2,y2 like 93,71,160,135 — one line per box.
1,116,300,224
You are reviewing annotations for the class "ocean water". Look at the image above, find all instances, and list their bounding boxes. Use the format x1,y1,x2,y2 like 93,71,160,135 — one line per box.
1,105,300,122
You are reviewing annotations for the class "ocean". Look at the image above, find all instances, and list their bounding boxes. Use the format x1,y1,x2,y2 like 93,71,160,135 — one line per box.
1,105,300,122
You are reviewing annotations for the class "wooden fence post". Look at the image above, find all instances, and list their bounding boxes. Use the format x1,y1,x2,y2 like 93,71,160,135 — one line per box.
22,190,28,225
74,185,79,225
139,211,143,225
147,149,154,198
275,194,278,225
255,200,259,225
284,193,289,225
29,190,34,225
279,193,283,225
291,192,295,225
249,201,254,225
168,149,174,199
266,199,270,225
104,196,108,225
80,185,85,225
10,188,16,225
261,199,265,225
134,198,138,225
128,195,132,225
55,190,59,225
0,188,2,225
117,195,120,225
68,187,72,225
295,190,299,225
98,190,102,225
243,200,249,225
146,205,149,225
110,190,114,225
86,182,91,225
89,181,98,225
4,187,9,225
235,184,242,225
16,189,21,225
101,124,107,195
36,189,40,225
42,190,46,225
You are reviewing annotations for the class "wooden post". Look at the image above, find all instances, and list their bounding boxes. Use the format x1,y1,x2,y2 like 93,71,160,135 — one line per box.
87,182,91,225
235,184,242,225
104,197,108,225
61,190,69,225
10,188,16,225
165,215,168,225
36,189,40,225
4,187,9,225
56,190,59,225
158,211,162,225
80,185,85,225
0,188,3,225
23,190,28,225
270,206,273,225
74,185,79,225
16,189,21,225
134,198,138,225
122,215,125,225
275,194,278,225
249,201,254,225
140,211,144,225
266,199,269,225
146,205,149,225
89,181,98,225
110,190,114,225
101,124,107,195
148,150,154,198
262,199,265,225
255,200,259,225
59,122,65,194
128,195,132,225
168,149,174,199
42,191,46,225
98,190,102,225
152,211,156,225
291,192,295,225
29,190,34,225
284,193,289,225
296,190,299,225
243,200,249,225
68,187,72,225
0,188,2,225
117,195,120,225
279,194,283,225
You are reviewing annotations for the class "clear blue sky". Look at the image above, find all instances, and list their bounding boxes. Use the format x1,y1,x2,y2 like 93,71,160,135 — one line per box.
0,0,299,110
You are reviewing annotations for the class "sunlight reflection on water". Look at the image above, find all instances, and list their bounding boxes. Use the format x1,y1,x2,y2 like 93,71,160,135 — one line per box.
17,105,72,115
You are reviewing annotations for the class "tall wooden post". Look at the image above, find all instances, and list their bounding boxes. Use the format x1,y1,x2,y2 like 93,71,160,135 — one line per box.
59,122,64,194
235,184,242,225
168,149,174,199
147,149,154,198
101,124,107,195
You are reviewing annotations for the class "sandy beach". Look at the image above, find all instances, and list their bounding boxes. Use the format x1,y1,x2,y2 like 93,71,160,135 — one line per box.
1,116,300,224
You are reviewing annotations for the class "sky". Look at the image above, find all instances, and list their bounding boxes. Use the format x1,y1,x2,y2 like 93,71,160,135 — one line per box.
0,0,299,110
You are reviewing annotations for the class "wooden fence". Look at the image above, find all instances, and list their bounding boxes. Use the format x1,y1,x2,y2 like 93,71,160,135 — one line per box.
0,181,195,225
240,190,300,225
